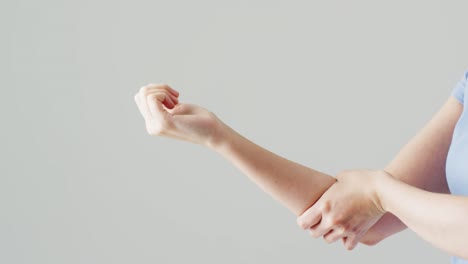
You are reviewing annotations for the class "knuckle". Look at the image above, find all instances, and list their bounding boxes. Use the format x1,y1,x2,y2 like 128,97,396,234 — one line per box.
297,218,308,230
332,212,346,225
159,85,173,95
320,216,333,228
341,223,351,233
326,214,344,228
319,200,332,213
309,230,320,238
328,217,340,227
147,93,159,101
139,85,151,93
324,234,336,244
333,225,344,234
150,83,169,90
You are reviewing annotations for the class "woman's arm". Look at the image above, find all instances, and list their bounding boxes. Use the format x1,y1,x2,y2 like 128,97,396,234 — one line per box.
210,122,336,216
296,97,464,249
299,167,468,258
361,96,463,244
360,96,463,244
377,172,468,259
134,84,335,217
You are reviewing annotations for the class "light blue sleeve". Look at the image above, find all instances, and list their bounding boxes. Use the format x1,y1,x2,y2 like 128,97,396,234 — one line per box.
451,70,467,105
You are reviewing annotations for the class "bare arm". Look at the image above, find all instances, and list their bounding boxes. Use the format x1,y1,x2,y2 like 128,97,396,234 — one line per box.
134,84,336,217
360,96,463,244
296,96,464,250
377,170,468,259
210,122,336,216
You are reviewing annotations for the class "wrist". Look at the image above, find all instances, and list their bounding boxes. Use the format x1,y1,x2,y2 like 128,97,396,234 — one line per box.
206,118,237,152
374,170,396,213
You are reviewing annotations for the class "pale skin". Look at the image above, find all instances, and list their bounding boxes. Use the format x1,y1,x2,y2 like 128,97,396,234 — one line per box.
134,84,467,259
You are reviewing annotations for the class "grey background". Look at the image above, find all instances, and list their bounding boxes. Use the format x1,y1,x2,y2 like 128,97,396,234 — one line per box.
2,0,468,263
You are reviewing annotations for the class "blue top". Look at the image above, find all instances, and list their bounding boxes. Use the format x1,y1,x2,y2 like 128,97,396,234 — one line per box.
446,69,468,264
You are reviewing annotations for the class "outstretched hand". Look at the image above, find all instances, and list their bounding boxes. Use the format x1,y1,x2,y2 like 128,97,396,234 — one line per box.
134,83,224,147
297,169,390,250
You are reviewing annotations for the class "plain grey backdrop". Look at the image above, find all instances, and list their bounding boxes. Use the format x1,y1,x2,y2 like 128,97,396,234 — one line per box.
2,0,468,263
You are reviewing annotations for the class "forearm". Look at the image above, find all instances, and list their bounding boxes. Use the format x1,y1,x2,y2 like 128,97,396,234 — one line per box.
361,98,462,244
361,162,452,245
360,148,445,244
134,86,335,217
359,164,413,245
209,122,336,216
378,174,468,259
